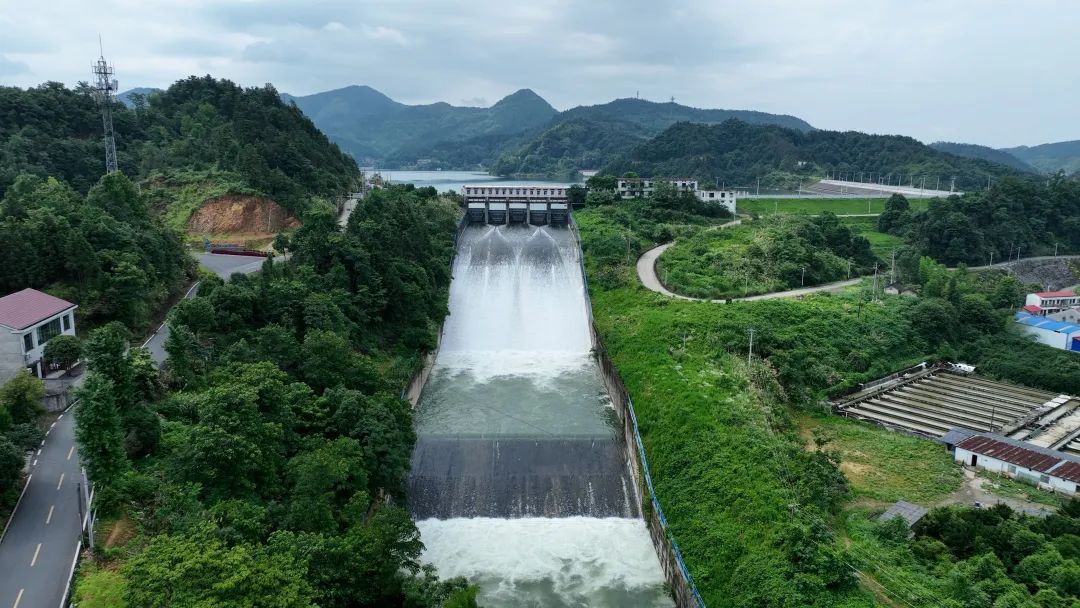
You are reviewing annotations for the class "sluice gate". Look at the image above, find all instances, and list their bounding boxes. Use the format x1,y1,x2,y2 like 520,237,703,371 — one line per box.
463,184,571,227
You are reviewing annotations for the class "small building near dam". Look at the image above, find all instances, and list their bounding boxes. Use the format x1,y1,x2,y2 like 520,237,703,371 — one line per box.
462,185,569,226
943,428,1080,496
1015,311,1080,353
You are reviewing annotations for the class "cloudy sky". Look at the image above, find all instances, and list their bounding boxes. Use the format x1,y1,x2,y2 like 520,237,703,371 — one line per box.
2,0,1076,147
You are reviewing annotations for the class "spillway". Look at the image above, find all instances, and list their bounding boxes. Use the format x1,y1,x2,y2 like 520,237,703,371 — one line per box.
409,225,671,607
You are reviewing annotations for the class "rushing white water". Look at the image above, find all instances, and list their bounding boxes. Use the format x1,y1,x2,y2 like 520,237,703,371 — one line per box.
411,225,670,606
417,518,671,608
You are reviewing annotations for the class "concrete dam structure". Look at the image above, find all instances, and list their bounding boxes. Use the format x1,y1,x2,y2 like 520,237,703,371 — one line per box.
408,225,670,606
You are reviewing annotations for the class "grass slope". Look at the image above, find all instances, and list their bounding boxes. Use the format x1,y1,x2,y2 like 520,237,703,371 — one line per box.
738,197,929,216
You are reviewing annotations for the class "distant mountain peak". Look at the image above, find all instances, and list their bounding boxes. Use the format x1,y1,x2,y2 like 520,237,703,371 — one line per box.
492,88,556,113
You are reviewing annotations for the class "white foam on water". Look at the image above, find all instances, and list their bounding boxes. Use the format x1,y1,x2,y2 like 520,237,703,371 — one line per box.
433,350,594,384
417,517,671,608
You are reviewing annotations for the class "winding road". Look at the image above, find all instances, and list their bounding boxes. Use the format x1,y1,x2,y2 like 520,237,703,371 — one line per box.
636,219,1080,304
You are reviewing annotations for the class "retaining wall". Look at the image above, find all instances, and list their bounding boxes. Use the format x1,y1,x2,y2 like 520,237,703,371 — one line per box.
571,218,706,608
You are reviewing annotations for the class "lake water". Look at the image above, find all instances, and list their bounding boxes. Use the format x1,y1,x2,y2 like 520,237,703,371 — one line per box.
363,169,581,194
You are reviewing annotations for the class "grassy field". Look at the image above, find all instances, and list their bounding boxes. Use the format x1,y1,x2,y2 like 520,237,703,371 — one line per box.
841,217,907,259
738,197,930,216
800,414,962,504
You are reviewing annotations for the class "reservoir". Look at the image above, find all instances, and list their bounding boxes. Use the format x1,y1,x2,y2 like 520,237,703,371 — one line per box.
409,225,670,607
364,169,581,194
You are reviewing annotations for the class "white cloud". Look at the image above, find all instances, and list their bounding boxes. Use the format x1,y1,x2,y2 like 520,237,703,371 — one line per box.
1,0,1077,147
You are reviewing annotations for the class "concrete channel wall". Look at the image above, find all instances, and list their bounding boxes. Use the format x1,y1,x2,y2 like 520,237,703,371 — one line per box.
401,214,468,406
571,218,705,608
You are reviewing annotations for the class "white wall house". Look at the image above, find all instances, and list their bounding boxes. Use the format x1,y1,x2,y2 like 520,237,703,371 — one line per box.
1025,291,1080,316
614,178,737,213
615,178,698,198
0,288,78,384
694,190,737,215
1015,311,1080,353
944,429,1080,496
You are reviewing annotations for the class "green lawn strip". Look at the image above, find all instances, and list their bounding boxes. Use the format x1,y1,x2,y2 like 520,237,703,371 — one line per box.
739,198,930,216
976,471,1066,508
801,414,962,504
840,217,907,260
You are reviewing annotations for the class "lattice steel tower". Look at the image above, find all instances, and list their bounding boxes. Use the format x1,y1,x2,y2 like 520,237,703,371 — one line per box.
91,41,119,174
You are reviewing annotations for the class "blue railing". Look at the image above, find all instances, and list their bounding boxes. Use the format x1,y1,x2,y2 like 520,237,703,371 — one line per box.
569,217,706,608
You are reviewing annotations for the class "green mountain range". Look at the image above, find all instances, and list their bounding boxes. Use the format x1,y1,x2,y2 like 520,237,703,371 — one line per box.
602,120,1024,191
279,86,815,173
1004,140,1080,175
929,142,1035,173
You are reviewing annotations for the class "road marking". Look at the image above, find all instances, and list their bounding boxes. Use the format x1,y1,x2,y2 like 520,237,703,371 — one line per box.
66,446,74,461
32,459,37,467
39,441,44,447
46,505,54,525
30,543,41,567
13,588,23,608
36,449,40,456
49,422,55,429
56,473,64,491
57,414,63,420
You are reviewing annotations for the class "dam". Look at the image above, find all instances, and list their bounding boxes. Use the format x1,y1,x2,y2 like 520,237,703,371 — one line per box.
408,224,671,606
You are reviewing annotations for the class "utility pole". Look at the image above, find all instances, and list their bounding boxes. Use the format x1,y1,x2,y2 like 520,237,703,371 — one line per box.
950,176,956,193
1016,244,1022,262
91,37,119,174
988,251,994,267
747,328,755,368
890,249,897,285
987,175,992,191
1055,242,1059,257
801,266,806,287
846,259,852,279
872,262,879,301
756,177,760,196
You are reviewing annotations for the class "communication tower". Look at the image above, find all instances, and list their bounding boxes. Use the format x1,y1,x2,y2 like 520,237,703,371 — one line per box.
91,40,119,174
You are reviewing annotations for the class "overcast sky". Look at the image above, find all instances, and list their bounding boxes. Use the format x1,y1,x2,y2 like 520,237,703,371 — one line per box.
2,0,1077,148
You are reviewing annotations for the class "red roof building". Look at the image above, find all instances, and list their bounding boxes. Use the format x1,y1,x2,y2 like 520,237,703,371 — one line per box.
0,289,78,382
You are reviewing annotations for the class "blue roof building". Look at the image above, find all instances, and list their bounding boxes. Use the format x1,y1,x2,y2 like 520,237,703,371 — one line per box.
1015,311,1080,353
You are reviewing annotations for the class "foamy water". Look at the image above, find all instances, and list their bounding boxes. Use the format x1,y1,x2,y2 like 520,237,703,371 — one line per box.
411,225,671,606
418,518,670,608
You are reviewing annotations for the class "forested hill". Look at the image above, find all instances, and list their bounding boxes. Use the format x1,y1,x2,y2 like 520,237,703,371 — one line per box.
1004,139,1080,175
279,85,816,172
284,85,558,167
0,77,361,211
491,98,814,178
930,141,1035,173
603,120,1026,191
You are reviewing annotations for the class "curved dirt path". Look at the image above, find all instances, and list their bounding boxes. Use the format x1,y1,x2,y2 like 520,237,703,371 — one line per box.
635,219,862,303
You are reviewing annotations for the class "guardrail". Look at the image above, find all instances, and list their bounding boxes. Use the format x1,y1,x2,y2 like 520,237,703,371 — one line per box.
569,216,706,608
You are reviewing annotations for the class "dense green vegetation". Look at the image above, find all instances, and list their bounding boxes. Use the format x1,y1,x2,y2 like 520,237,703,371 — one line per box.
491,117,645,178
576,192,1074,606
491,99,814,177
876,178,1080,266
286,85,815,172
847,503,1080,607
0,372,46,512
603,120,1026,191
285,86,557,168
1,77,361,213
72,186,475,607
1005,139,1080,175
657,214,877,298
930,142,1036,173
737,197,930,216
0,172,192,330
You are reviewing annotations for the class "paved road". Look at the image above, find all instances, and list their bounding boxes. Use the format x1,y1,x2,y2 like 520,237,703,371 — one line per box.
143,253,287,365
636,242,862,303
0,410,84,608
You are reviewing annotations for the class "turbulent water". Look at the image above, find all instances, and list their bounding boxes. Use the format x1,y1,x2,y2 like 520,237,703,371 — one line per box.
409,225,671,607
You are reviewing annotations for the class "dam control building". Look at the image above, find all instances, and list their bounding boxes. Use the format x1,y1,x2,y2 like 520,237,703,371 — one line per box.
462,185,570,226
